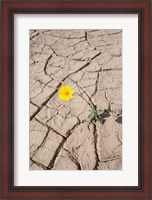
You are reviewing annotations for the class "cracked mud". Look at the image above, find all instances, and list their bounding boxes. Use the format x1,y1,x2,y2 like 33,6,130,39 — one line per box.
30,29,122,170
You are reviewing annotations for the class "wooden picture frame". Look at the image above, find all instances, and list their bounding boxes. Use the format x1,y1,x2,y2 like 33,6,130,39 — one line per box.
1,0,151,199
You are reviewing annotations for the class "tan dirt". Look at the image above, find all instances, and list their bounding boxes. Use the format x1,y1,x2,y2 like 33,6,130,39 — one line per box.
30,29,122,170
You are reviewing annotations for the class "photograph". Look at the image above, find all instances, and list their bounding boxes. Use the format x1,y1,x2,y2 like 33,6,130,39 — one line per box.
1,0,151,199
29,29,122,170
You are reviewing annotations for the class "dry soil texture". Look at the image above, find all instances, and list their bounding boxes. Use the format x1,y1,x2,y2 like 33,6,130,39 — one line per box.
30,29,122,170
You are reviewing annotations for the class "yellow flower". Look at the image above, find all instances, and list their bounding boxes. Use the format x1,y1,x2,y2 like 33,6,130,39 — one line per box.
59,85,74,101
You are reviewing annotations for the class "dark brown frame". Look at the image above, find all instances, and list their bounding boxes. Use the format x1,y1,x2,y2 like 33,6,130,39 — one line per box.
1,0,151,199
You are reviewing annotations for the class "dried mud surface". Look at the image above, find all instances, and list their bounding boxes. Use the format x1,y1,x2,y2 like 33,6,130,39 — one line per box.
30,29,122,170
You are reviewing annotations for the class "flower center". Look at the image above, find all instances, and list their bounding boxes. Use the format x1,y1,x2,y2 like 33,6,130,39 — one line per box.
65,91,70,96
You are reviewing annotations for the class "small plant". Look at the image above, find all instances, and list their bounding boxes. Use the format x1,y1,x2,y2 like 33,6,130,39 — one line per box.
63,78,106,124
88,102,105,124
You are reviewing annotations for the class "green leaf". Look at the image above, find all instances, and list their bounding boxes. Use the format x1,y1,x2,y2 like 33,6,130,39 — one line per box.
96,109,103,116
88,112,95,120
97,114,103,119
101,119,105,124
92,118,96,123
98,118,105,124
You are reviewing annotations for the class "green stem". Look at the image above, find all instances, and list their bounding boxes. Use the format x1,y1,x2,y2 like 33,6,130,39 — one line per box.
69,78,95,107
74,92,89,104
